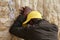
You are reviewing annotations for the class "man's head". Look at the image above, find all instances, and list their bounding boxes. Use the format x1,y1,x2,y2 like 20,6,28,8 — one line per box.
23,11,42,25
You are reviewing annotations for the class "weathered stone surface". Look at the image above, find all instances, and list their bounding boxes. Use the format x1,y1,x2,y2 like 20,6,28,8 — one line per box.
0,0,60,40
0,22,7,31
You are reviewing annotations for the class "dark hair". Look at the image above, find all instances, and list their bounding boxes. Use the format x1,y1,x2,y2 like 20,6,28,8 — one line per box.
27,18,41,24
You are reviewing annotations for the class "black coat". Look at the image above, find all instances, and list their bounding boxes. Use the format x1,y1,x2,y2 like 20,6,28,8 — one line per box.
9,15,58,40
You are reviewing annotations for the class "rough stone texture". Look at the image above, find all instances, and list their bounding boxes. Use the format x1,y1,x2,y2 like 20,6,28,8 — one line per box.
0,0,60,40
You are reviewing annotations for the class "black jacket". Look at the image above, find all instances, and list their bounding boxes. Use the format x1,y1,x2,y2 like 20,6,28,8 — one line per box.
9,15,58,40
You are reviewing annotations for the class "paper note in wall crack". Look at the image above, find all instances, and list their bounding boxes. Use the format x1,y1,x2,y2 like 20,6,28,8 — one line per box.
9,11,15,19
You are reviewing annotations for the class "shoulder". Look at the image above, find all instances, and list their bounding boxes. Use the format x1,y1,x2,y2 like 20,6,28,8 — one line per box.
39,19,51,25
38,19,58,32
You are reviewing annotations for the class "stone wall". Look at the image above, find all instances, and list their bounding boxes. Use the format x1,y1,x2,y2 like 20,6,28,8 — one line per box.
0,0,60,40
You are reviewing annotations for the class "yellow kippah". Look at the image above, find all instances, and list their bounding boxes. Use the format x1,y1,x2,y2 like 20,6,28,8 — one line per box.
23,11,42,25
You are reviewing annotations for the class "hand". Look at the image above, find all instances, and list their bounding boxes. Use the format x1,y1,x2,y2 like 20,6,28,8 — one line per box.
20,6,32,17
23,6,32,16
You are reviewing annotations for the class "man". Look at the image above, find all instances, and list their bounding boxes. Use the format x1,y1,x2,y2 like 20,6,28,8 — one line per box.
9,7,58,40
9,6,32,38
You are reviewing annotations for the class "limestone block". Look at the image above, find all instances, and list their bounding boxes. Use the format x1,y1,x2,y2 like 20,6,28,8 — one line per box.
0,1,8,6
0,22,7,31
0,28,12,40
